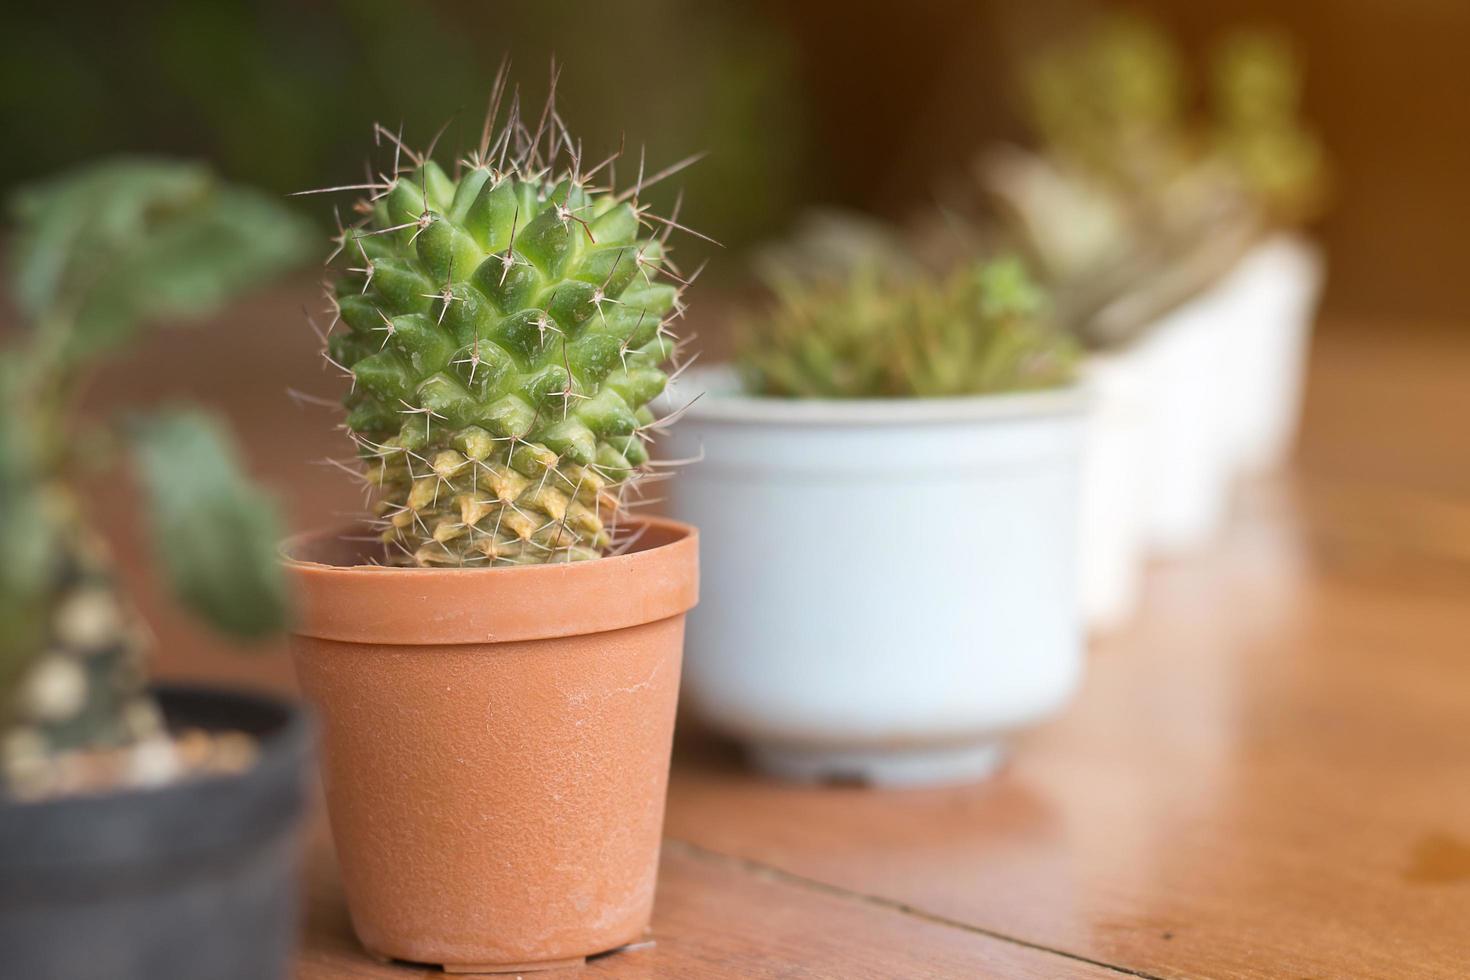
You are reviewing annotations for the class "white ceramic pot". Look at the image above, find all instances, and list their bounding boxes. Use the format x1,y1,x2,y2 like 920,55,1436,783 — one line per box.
1078,352,1148,632
1218,234,1326,473
662,367,1087,787
1132,281,1237,554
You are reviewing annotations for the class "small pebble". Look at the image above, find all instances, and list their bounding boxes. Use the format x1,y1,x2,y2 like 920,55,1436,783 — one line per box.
21,655,88,722
53,589,123,650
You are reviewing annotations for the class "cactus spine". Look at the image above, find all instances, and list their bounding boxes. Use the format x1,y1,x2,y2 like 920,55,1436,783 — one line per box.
319,83,693,566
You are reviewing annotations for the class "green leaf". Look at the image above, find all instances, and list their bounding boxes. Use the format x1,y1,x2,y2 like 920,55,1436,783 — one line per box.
132,410,290,641
7,157,316,362
8,159,212,319
0,361,56,692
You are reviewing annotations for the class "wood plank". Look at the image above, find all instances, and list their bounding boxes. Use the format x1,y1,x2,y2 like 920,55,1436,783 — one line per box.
663,492,1470,980
297,823,1124,979
1296,322,1470,497
39,288,1470,978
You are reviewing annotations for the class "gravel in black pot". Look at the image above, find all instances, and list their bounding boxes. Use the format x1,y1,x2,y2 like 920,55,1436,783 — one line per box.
0,685,313,980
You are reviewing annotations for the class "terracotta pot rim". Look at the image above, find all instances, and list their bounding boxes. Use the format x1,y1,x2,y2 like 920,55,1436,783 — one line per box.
281,516,699,645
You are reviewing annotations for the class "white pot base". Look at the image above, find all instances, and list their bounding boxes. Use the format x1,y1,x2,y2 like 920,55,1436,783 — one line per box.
747,740,1008,788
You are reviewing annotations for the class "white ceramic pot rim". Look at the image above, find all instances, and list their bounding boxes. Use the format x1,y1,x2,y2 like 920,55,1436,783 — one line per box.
678,369,1090,427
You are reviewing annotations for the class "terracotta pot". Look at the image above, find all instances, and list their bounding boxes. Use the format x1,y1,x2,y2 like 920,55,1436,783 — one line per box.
282,518,698,974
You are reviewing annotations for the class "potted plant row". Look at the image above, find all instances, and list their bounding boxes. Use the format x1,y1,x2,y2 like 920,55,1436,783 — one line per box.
665,252,1086,787
282,84,700,973
983,14,1328,630
0,159,315,979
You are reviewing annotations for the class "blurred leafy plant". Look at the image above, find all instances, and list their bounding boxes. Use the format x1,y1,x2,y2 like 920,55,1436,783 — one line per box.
738,255,1077,400
0,158,312,797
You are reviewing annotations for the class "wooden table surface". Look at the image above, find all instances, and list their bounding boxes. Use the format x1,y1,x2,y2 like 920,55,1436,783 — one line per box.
82,288,1470,979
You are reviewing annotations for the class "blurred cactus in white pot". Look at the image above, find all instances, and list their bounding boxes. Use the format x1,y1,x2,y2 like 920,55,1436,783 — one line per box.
1207,29,1329,474
665,230,1087,788
979,13,1328,629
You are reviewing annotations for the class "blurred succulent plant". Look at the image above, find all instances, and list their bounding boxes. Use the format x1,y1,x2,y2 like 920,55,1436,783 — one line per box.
982,13,1327,349
751,209,923,287
1022,12,1191,192
737,255,1076,400
981,144,1260,350
312,74,698,567
1211,29,1329,225
0,158,313,798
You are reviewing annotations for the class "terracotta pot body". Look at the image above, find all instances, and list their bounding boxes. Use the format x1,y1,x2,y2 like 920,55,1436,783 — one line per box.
283,519,697,973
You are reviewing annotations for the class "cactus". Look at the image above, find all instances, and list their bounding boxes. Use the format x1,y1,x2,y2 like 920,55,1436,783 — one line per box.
1210,30,1328,225
1022,13,1190,194
314,79,696,566
737,255,1077,400
1,158,311,798
983,14,1326,349
982,13,1227,348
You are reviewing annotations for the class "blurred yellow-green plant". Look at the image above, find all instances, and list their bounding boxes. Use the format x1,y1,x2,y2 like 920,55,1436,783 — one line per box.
1023,13,1191,193
983,13,1328,349
738,256,1077,400
1211,29,1329,225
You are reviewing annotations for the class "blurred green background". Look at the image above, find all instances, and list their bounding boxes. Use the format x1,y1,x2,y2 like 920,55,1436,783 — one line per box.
0,0,808,278
5,0,1467,322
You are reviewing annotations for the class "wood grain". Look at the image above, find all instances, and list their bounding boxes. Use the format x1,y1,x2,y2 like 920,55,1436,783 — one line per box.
298,820,1121,979
50,286,1470,978
654,322,1470,979
664,511,1470,979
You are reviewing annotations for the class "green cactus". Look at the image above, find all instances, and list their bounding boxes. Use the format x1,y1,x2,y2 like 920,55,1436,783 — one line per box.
737,256,1077,400
1019,14,1327,230
1210,30,1328,224
1,158,311,798
989,14,1327,350
1023,12,1190,192
316,86,695,567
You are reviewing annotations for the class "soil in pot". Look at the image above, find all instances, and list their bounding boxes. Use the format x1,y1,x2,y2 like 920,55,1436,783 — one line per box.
0,685,314,980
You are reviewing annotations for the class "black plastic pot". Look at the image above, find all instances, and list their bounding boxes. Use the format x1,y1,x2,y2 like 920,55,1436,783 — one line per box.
0,685,313,980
